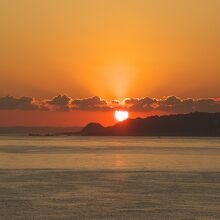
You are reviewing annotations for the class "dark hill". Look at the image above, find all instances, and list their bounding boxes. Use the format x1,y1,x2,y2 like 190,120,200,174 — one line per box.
81,112,220,136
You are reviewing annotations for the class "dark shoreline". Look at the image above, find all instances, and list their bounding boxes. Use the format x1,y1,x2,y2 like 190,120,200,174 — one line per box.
82,112,220,136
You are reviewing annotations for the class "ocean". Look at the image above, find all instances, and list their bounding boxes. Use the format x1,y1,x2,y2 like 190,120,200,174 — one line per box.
0,136,219,219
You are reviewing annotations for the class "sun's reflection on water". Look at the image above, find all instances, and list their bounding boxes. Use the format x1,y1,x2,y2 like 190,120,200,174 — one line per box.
114,154,127,170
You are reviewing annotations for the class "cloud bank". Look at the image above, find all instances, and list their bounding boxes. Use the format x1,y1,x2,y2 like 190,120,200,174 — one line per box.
0,96,39,110
0,95,220,114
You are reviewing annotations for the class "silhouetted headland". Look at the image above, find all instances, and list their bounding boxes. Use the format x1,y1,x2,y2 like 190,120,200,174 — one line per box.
81,112,220,136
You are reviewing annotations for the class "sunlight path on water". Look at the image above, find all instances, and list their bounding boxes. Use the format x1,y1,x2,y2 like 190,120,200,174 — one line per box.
0,136,220,171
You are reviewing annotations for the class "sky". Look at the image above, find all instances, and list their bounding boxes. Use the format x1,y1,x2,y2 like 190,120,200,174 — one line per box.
0,0,220,126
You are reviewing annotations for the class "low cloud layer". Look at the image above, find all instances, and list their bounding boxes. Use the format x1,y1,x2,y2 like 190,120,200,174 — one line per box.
0,96,39,110
72,96,110,111
46,95,71,106
0,95,220,114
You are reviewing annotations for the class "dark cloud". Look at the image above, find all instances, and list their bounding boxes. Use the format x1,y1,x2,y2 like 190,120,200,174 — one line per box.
0,96,39,110
123,98,139,105
159,96,181,105
156,97,220,113
194,99,220,112
124,97,156,111
173,98,195,113
47,95,71,106
0,95,220,114
157,96,184,112
71,96,110,111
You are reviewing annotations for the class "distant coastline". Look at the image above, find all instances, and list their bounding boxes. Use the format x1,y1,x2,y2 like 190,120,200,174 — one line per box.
0,126,81,136
81,112,220,137
2,112,220,137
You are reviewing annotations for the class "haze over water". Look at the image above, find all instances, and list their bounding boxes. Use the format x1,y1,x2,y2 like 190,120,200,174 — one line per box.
0,136,220,171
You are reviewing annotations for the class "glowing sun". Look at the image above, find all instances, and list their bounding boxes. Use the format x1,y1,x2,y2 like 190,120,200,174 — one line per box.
115,110,129,122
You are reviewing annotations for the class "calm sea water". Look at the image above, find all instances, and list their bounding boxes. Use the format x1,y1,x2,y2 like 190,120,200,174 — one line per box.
0,136,219,171
0,136,220,219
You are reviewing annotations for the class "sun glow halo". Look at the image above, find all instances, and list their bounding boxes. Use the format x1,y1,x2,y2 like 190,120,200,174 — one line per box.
115,110,129,122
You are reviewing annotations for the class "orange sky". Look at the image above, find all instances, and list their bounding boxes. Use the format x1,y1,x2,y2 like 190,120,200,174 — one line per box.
0,0,220,126
0,110,150,127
